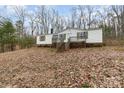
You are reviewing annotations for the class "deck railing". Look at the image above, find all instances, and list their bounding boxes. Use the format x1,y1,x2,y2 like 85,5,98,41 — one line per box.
52,37,64,43
52,38,58,43
69,37,86,42
52,36,86,43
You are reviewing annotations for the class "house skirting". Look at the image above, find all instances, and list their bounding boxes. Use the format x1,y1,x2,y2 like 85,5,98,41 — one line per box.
37,42,103,48
86,43,103,47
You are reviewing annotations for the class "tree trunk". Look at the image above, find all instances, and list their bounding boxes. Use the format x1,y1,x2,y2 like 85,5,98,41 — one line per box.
1,44,4,53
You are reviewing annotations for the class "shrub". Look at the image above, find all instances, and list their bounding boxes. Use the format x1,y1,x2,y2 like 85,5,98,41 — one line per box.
17,36,35,49
56,42,65,52
82,83,91,88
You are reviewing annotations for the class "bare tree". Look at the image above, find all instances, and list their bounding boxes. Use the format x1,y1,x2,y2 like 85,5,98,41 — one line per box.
13,6,26,36
120,6,124,34
111,5,124,37
78,5,87,29
35,6,45,34
35,6,53,34
50,8,59,33
86,6,94,29
71,7,77,28
26,12,37,36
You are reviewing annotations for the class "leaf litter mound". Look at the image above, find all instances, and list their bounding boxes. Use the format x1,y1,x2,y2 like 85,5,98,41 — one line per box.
0,46,124,88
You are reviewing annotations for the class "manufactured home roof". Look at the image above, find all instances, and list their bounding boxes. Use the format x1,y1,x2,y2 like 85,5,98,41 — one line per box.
60,28,102,33
37,28,102,36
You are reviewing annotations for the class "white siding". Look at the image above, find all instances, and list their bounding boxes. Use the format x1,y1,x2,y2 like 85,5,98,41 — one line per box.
58,29,71,42
36,34,53,45
58,29,85,43
86,29,102,43
36,29,103,45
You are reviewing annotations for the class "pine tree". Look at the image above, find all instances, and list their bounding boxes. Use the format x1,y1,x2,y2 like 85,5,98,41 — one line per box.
0,21,16,52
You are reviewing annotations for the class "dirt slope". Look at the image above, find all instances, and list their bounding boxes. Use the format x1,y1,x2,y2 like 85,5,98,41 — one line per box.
0,46,124,88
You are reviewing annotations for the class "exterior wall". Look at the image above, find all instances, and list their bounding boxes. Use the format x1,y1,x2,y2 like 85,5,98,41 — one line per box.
58,29,85,43
36,34,53,45
36,29,103,45
86,29,102,43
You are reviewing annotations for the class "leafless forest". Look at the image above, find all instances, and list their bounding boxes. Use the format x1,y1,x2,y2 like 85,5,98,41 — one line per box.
0,5,124,52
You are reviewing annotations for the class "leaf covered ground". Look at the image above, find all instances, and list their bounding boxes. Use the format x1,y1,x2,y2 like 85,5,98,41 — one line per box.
0,46,124,88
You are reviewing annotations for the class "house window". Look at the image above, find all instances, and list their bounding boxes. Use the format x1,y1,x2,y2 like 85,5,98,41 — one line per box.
59,34,66,40
84,32,88,39
40,36,45,41
77,32,88,39
52,35,58,42
53,35,58,39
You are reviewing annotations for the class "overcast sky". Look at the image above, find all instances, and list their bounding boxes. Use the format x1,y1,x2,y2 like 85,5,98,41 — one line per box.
0,5,109,18
0,5,111,35
0,5,74,18
0,5,111,26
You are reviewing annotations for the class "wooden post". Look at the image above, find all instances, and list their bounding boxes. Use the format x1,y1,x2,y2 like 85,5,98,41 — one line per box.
84,41,86,48
56,38,65,52
65,38,70,50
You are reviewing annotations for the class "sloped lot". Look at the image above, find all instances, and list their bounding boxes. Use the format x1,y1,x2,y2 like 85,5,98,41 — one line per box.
0,46,124,88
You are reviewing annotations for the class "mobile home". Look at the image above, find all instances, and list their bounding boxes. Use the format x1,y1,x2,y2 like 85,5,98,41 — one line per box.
36,28,103,46
36,34,53,46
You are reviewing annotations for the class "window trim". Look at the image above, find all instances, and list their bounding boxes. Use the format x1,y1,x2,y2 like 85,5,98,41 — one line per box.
39,35,45,41
84,32,88,39
77,32,88,39
52,35,58,42
59,34,66,40
53,35,58,39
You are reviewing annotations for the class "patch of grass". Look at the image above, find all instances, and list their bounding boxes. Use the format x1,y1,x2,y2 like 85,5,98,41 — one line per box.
47,48,56,52
81,83,91,88
114,47,124,52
